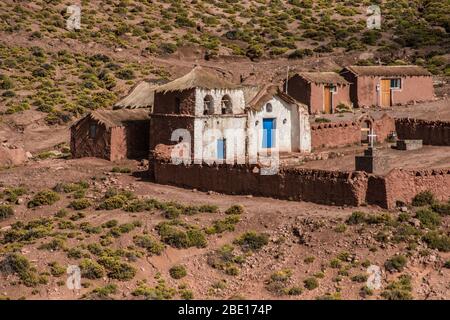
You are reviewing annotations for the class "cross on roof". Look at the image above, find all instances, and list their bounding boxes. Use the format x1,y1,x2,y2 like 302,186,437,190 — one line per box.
368,128,377,148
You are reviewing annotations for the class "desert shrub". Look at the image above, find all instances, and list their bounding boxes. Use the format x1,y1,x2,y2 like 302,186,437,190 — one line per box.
422,231,450,252
54,209,68,218
180,289,194,299
38,238,66,251
0,205,14,220
133,235,164,255
132,279,176,300
0,253,44,287
79,222,102,234
97,256,136,281
156,222,207,249
67,247,84,259
102,220,118,228
86,284,117,299
303,277,319,290
69,198,91,210
97,195,127,210
80,259,105,279
444,260,450,268
233,231,269,252
48,262,65,277
27,190,60,208
111,167,131,173
381,274,413,300
304,256,315,264
412,191,435,207
346,211,366,225
205,215,240,234
70,212,86,221
225,204,244,215
198,204,218,213
431,202,450,216
2,187,27,203
58,181,89,193
415,209,441,229
385,255,407,272
329,259,341,269
265,269,292,295
161,205,182,219
206,244,244,275
169,265,187,279
115,68,135,80
351,274,368,283
123,199,154,212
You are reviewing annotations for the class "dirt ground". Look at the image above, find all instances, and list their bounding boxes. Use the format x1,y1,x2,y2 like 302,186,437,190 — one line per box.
0,158,449,300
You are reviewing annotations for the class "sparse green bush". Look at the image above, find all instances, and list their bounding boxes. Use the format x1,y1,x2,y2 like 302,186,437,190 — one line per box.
111,167,131,173
87,284,117,299
205,215,240,234
385,255,407,272
132,279,176,300
225,205,244,215
97,256,136,281
27,190,60,208
48,262,65,277
156,222,207,249
265,269,292,295
97,195,127,210
303,277,319,290
381,274,413,300
412,191,435,207
69,198,91,210
133,235,164,255
0,205,14,220
80,259,105,279
431,202,450,216
422,231,450,252
169,265,187,279
233,231,269,252
415,209,441,229
2,187,27,203
0,253,45,287
346,211,366,225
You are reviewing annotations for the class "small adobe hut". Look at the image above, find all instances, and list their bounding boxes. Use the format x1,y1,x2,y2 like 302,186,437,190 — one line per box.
286,72,351,114
70,109,150,161
340,65,434,108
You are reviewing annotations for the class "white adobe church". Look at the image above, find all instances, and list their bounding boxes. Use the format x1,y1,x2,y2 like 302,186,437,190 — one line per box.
150,66,311,164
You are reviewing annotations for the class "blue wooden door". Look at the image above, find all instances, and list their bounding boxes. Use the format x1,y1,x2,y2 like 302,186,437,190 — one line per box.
217,139,225,160
262,118,275,148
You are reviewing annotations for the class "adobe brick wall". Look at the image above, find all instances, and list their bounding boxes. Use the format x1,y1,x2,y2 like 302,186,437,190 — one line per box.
149,115,195,152
151,154,450,209
395,118,450,146
311,121,360,149
311,115,395,150
286,75,311,113
153,89,196,115
382,168,450,209
152,159,369,206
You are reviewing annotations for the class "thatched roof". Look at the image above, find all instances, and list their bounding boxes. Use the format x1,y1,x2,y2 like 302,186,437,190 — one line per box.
343,65,431,77
155,66,239,93
114,81,157,109
246,84,306,111
72,109,150,129
296,72,349,85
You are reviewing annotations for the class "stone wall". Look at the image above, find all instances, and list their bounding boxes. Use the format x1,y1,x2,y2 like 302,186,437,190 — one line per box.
151,156,450,210
382,169,450,209
153,160,369,207
395,118,450,146
311,114,395,150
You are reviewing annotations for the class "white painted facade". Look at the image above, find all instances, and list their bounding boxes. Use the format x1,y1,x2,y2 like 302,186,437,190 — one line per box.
191,88,311,164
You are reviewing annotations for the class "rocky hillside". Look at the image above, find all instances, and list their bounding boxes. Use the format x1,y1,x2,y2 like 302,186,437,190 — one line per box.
0,0,449,151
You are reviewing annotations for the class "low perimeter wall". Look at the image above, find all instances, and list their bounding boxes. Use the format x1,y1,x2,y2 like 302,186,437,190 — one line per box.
395,118,450,146
152,161,450,209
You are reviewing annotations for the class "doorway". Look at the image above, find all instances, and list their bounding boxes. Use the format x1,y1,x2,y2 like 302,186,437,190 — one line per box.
217,138,226,160
262,118,275,148
361,120,371,144
324,86,334,114
380,79,391,107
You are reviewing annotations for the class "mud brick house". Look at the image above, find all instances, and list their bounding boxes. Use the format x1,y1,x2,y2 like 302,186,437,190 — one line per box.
149,66,311,164
286,72,351,114
340,65,434,108
70,109,150,161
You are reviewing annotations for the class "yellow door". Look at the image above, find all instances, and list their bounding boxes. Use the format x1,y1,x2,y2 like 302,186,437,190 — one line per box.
324,86,332,113
380,79,391,107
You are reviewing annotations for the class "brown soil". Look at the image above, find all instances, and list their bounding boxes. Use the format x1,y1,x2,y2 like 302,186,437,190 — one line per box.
0,158,448,300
